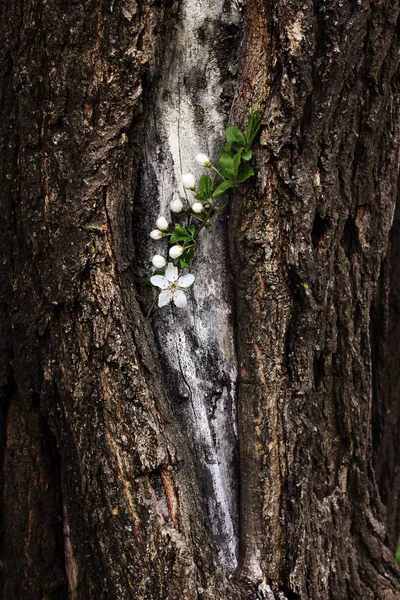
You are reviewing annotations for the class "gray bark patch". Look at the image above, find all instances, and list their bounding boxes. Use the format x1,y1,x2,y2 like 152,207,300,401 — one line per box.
134,0,242,574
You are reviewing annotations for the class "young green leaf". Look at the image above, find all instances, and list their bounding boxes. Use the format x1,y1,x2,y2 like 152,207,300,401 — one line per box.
221,141,234,154
232,150,242,178
236,167,255,184
219,153,235,178
179,257,190,269
225,125,246,147
246,109,262,147
242,149,252,161
175,223,189,236
184,247,195,263
188,225,196,237
198,174,213,199
170,232,189,243
212,180,233,197
170,223,191,244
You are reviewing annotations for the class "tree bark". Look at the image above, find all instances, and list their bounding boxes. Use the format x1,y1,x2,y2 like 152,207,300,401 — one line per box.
0,0,399,599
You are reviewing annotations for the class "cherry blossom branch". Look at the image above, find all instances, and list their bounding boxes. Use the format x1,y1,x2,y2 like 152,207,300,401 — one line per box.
145,109,262,314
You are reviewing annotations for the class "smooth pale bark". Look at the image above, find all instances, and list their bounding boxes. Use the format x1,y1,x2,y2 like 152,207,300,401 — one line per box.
0,1,399,599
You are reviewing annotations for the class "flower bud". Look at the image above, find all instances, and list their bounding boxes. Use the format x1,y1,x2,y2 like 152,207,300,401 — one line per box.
192,202,204,214
170,197,184,213
195,153,212,167
150,229,163,240
152,255,167,268
169,245,184,259
182,173,196,190
156,216,169,231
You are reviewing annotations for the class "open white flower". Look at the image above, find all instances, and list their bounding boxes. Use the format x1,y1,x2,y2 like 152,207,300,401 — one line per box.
150,263,195,308
195,153,212,167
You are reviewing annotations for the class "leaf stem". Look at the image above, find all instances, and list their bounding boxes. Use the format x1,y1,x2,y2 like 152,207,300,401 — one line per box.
194,206,214,240
146,294,158,318
211,165,226,181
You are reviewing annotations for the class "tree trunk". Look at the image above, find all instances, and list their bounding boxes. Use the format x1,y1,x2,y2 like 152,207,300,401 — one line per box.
0,0,399,599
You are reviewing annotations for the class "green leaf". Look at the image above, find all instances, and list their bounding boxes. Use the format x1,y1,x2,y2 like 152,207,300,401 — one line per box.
212,180,233,197
236,167,254,184
233,150,242,178
396,539,400,566
188,225,196,237
184,247,195,263
205,223,213,233
170,223,191,244
170,232,190,243
174,223,188,236
179,257,190,269
246,109,262,147
232,141,244,152
198,174,213,199
188,210,206,222
225,125,246,147
242,149,252,161
219,153,235,178
221,141,234,154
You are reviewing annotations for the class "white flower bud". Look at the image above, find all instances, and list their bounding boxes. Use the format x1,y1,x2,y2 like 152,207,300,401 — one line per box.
195,153,212,167
169,245,184,259
182,173,196,190
170,197,184,213
192,202,204,213
150,229,163,240
152,255,167,268
156,216,169,231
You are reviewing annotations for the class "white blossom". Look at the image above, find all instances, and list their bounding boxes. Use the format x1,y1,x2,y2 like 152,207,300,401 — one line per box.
156,216,169,231
152,255,167,268
195,153,211,167
169,245,184,259
192,202,204,213
182,173,196,190
150,229,163,240
150,263,195,308
170,197,184,213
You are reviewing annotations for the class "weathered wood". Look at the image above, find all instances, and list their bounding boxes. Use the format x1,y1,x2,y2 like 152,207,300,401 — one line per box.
134,0,242,574
231,0,400,597
0,0,232,597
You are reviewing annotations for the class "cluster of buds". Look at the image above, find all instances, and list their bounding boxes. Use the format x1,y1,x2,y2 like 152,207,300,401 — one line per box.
150,216,169,241
149,153,214,270
145,108,261,313
149,215,185,263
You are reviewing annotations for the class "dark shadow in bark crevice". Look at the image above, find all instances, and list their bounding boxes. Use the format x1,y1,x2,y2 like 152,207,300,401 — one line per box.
373,178,400,551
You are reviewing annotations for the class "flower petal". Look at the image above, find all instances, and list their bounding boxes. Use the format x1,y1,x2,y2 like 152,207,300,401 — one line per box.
165,262,178,282
158,289,174,307
150,275,169,289
173,290,187,308
178,274,195,288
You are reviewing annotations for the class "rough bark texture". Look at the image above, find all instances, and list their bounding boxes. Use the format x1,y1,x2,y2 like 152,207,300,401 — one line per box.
230,0,400,597
0,0,399,599
0,1,231,598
